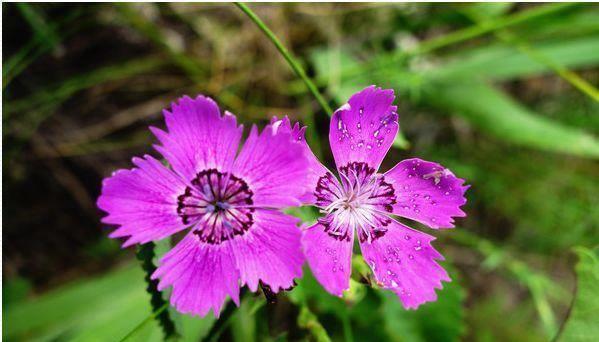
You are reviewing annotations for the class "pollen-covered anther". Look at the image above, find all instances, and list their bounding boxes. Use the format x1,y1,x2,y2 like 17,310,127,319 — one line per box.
315,162,395,243
177,168,254,244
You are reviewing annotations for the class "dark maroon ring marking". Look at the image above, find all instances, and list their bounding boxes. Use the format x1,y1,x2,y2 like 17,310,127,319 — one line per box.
177,168,254,245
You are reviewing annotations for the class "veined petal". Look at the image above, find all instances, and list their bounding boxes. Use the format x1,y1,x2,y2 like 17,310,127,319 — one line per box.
270,116,330,205
232,121,310,208
301,222,354,296
359,217,450,309
385,158,468,229
152,232,240,317
329,86,398,172
97,155,188,247
231,209,304,292
151,95,243,181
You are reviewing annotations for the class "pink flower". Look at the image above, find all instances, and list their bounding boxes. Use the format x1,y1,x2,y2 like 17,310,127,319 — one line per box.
299,86,469,309
97,95,310,316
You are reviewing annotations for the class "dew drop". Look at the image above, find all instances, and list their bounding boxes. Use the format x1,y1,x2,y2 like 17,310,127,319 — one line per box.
404,235,411,240
424,195,430,200
373,130,380,138
366,144,373,150
408,254,414,260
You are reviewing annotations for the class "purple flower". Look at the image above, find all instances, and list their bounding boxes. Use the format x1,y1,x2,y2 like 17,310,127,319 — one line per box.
299,86,468,309
97,95,311,316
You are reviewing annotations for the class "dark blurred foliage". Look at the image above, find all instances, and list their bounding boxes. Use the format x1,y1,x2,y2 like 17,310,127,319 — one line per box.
3,3,598,341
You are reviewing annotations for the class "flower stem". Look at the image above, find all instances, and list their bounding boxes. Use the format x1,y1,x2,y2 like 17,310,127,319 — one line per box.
235,2,333,116
201,288,248,342
119,302,169,342
136,242,177,340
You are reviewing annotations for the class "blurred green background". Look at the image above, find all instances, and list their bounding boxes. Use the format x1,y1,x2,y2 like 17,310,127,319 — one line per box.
3,3,599,341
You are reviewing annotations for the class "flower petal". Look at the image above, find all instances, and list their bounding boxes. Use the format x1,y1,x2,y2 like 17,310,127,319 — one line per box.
231,209,304,292
151,95,243,181
152,232,240,317
97,155,188,247
385,158,468,229
329,86,398,172
359,217,450,309
232,122,310,208
269,116,330,205
301,223,354,296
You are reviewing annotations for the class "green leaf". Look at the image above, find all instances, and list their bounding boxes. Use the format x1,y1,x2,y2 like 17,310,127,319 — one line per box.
431,35,599,81
424,80,599,158
3,264,161,341
311,48,599,158
380,265,466,342
3,263,213,341
557,247,599,342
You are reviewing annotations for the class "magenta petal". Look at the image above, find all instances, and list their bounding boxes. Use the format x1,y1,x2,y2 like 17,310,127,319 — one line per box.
270,116,330,205
359,218,450,309
329,86,398,172
152,233,240,317
151,95,243,181
97,155,188,247
231,209,304,292
232,122,310,208
385,158,468,229
302,223,354,296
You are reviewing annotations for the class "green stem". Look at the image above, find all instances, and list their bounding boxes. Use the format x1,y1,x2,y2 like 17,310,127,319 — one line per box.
136,242,177,340
412,2,577,56
287,2,579,91
201,289,248,342
235,2,333,116
464,9,599,102
118,302,169,342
